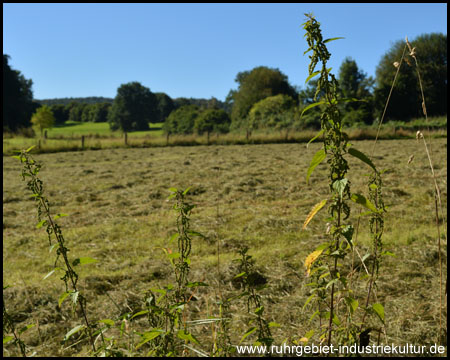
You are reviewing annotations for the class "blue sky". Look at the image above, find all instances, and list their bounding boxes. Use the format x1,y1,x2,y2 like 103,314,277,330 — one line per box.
3,3,447,101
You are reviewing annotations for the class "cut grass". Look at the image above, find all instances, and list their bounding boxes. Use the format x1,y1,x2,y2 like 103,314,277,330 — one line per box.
2,139,447,356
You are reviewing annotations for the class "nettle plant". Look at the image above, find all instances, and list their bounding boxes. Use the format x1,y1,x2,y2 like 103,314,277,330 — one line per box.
300,14,386,347
13,146,100,354
138,188,207,356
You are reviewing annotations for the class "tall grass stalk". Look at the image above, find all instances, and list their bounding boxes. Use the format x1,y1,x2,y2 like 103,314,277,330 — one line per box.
406,34,447,342
405,37,447,342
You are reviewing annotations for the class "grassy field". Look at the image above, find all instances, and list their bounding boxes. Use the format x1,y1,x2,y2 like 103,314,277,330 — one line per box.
3,123,447,156
46,121,164,137
2,138,447,356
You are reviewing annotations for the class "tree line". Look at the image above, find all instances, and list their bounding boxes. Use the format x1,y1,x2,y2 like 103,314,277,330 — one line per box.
3,32,447,135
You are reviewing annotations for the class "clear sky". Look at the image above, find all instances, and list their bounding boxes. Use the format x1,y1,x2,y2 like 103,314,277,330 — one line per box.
3,3,447,101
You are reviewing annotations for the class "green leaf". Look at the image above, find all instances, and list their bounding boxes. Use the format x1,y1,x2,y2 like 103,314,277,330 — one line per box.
305,71,320,84
309,310,320,322
58,292,70,307
233,271,246,279
323,37,345,43
36,220,47,229
268,322,281,328
301,101,326,118
19,324,35,335
25,145,36,153
167,252,180,260
177,330,199,344
72,257,97,266
325,278,339,290
130,310,149,320
332,178,348,199
169,233,179,243
306,149,326,184
351,194,378,213
98,319,115,326
372,303,385,323
307,129,324,148
302,294,315,310
54,213,68,220
381,251,396,257
332,313,341,326
3,336,14,344
342,225,354,248
254,306,264,315
168,187,177,193
136,330,163,349
64,324,86,341
348,147,377,171
240,326,257,344
346,297,359,314
304,329,315,339
182,187,191,195
186,281,209,288
303,46,313,55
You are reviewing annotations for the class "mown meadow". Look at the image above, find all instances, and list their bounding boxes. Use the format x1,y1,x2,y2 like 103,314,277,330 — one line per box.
3,137,447,356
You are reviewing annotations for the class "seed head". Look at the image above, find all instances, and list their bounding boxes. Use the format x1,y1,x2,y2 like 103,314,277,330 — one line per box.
407,154,414,165
393,61,400,68
416,131,423,141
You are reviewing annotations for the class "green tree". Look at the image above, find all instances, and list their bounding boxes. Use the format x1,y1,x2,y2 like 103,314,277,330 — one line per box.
90,102,111,123
248,94,296,131
68,103,87,122
338,57,374,125
163,105,200,135
108,82,158,131
3,54,35,132
155,92,175,123
31,105,55,135
81,104,93,122
374,33,447,121
229,66,298,129
49,104,70,125
194,109,231,137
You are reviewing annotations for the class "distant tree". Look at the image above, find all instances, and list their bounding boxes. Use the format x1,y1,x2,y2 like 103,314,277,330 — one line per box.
194,109,231,137
68,103,87,122
49,104,70,125
229,66,298,129
338,57,374,125
90,102,111,123
173,97,192,109
248,94,296,131
3,54,35,132
31,105,55,135
81,104,93,122
163,105,200,135
155,92,175,123
36,97,114,106
108,82,158,131
374,33,447,121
